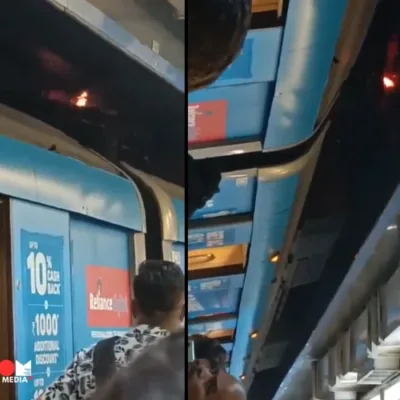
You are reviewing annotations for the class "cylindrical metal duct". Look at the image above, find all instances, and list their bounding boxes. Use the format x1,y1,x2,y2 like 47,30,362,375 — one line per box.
272,186,400,400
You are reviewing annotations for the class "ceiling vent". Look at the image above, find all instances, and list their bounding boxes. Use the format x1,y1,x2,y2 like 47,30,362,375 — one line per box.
255,341,289,372
291,253,328,287
290,216,344,288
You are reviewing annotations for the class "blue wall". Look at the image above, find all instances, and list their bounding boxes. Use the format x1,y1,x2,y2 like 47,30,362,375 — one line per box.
0,136,145,232
9,201,135,399
1,137,147,399
70,217,131,352
2,135,188,399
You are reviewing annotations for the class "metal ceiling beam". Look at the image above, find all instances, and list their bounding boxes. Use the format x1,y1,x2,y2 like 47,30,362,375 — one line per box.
242,124,328,390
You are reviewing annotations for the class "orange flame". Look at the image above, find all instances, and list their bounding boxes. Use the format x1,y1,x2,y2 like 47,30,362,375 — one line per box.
75,91,88,107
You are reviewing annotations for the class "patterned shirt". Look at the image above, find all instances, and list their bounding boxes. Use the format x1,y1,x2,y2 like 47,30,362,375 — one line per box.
40,325,169,400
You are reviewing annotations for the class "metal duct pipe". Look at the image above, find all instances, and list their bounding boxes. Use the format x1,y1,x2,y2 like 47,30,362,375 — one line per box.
272,185,400,400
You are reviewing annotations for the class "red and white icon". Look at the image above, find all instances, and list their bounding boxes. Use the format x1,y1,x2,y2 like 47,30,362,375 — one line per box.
0,360,32,383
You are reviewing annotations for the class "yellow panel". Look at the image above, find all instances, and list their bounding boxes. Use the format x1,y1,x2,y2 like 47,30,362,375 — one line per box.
188,244,247,271
252,0,278,13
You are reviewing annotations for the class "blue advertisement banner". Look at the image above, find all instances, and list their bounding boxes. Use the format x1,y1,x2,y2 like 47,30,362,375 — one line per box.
189,274,244,293
188,317,237,336
188,221,252,251
188,275,244,319
172,242,185,272
69,218,132,353
18,230,67,400
191,174,256,220
188,229,235,250
188,289,242,319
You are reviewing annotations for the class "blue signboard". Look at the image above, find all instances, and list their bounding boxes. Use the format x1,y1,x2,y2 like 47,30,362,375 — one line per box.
188,221,252,251
172,242,185,272
191,173,257,219
188,274,245,319
18,230,67,400
69,217,132,353
188,82,274,143
188,317,237,336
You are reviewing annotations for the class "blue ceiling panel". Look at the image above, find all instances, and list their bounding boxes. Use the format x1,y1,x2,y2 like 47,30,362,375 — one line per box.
191,169,257,220
188,274,245,319
188,220,253,251
188,28,282,148
209,28,283,87
188,82,273,144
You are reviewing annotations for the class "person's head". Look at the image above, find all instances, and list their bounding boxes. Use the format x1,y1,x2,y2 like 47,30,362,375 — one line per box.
188,0,252,92
91,329,185,400
189,359,218,400
190,335,227,373
189,336,246,400
132,260,184,331
188,358,246,400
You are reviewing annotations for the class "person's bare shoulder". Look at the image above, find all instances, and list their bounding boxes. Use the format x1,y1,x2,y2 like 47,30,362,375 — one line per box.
217,372,246,400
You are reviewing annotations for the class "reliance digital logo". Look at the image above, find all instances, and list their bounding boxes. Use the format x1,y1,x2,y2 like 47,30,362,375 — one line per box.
86,266,132,328
0,360,32,383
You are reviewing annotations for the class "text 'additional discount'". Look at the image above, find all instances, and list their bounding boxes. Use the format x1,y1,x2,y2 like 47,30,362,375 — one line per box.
19,230,68,400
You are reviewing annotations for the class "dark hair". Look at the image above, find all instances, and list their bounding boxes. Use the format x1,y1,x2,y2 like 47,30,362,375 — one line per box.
188,0,252,91
91,330,185,400
133,260,184,317
191,335,227,373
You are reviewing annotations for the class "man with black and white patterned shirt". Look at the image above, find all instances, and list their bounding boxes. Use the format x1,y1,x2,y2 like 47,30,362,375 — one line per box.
40,260,185,400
